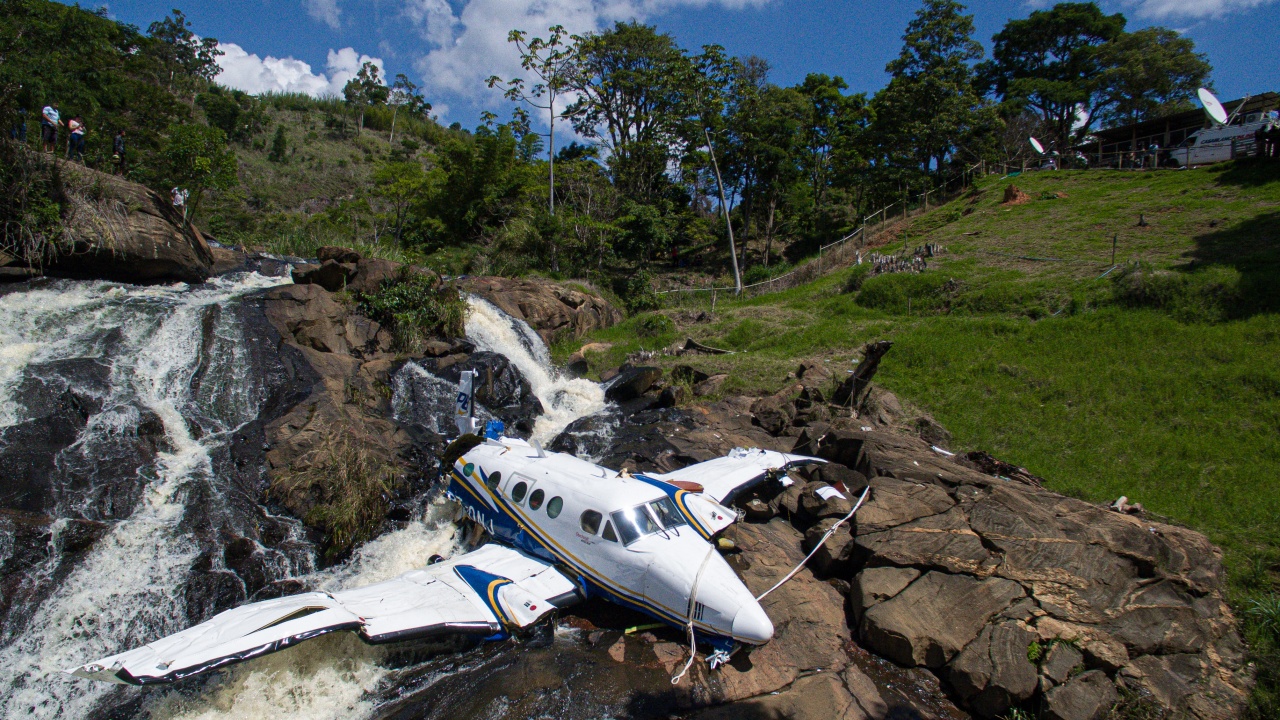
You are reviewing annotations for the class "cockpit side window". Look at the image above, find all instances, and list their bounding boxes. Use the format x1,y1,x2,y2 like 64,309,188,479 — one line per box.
610,505,660,546
580,510,602,535
602,521,619,542
649,497,688,530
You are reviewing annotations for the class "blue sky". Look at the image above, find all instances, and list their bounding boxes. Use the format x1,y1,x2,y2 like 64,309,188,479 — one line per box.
90,0,1279,136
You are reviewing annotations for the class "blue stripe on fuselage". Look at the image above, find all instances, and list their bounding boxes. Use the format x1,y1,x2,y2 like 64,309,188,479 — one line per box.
445,461,730,637
630,474,714,540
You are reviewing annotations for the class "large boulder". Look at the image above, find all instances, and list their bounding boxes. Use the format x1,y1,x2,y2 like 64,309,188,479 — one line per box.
944,622,1039,718
1042,670,1118,720
604,365,662,402
27,159,214,283
750,393,796,436
291,259,355,291
861,571,1025,668
463,276,623,343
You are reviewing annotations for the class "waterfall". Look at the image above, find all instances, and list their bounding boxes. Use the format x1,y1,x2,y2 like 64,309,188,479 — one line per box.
463,296,606,444
0,273,292,719
0,279,612,719
143,505,463,720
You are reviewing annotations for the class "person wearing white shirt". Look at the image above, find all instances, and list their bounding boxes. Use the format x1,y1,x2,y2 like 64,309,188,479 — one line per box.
41,103,62,153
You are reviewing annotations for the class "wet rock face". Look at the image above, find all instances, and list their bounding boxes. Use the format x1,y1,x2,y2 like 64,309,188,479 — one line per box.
462,276,624,344
419,350,542,435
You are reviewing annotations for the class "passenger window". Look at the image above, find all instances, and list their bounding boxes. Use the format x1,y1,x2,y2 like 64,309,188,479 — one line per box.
485,470,501,490
580,510,602,534
529,489,545,510
546,496,563,518
602,522,619,543
511,481,528,504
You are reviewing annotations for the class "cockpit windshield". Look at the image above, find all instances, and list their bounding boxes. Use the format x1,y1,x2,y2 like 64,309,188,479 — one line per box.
610,498,689,545
648,497,688,531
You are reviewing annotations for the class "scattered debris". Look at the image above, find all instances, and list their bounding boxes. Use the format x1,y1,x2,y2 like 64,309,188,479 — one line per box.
1111,495,1145,514
674,337,733,355
962,450,1045,487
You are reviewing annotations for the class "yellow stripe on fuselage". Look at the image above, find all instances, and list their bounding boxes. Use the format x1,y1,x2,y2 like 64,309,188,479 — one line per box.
453,458,718,634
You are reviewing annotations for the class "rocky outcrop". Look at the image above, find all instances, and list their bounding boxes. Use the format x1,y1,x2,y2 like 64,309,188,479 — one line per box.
258,283,418,556
820,432,1247,719
463,276,624,343
554,370,1251,720
5,159,215,283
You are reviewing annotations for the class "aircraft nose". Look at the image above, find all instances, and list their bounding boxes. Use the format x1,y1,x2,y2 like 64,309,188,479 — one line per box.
731,602,773,644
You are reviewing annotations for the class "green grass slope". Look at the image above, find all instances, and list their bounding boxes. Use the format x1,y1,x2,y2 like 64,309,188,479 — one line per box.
566,160,1280,716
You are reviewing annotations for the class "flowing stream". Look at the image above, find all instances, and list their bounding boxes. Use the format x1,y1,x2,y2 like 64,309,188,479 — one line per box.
0,277,610,719
464,296,606,444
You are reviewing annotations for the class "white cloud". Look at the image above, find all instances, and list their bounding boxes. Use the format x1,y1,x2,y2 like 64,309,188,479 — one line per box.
303,0,342,29
1125,0,1275,17
407,0,773,124
215,42,384,97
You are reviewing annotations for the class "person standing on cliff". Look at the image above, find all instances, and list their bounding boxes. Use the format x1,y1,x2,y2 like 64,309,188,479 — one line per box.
113,129,127,174
40,103,62,153
67,116,86,162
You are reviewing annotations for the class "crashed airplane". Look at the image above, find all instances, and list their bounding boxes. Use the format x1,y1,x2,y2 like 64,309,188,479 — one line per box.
69,369,824,686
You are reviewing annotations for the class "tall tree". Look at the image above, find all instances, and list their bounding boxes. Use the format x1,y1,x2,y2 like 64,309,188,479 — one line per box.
876,0,985,177
159,124,237,221
343,61,388,135
981,2,1126,146
387,73,430,145
488,25,578,216
1095,28,1211,127
147,9,222,96
567,22,690,202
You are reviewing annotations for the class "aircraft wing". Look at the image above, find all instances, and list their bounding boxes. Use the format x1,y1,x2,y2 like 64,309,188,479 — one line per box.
652,448,826,505
67,544,578,686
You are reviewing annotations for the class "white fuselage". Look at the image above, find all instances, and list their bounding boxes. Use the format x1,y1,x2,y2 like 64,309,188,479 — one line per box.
445,437,773,646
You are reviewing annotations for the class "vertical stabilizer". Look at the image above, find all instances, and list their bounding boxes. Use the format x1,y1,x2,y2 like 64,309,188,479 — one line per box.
456,369,481,437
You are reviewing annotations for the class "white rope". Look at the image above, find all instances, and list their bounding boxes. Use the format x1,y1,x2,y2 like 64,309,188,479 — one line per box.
756,485,871,602
671,546,717,685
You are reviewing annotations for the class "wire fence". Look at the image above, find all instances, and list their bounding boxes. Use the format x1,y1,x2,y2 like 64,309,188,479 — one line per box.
655,162,984,307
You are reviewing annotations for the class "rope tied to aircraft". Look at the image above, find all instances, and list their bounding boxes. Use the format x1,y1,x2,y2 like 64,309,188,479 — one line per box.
671,546,718,685
756,484,872,602
669,484,872,684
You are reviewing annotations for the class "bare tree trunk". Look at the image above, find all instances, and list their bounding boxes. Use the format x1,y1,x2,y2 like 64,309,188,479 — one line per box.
703,125,742,294
389,106,398,145
549,105,555,216
764,196,777,268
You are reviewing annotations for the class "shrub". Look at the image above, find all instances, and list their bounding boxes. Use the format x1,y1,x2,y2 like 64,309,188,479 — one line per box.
0,145,67,266
616,269,660,314
357,268,466,350
272,435,397,558
843,264,872,293
743,262,790,286
1111,263,1243,323
635,313,675,338
856,272,955,314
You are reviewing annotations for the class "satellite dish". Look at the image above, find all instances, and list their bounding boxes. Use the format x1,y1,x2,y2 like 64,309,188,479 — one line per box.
1198,88,1228,125
1029,137,1045,155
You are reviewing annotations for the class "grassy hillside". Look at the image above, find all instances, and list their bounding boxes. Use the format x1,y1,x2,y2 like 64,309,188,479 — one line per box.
565,160,1280,716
